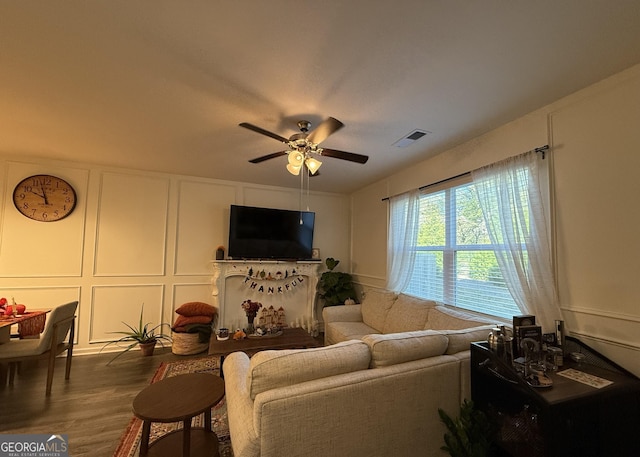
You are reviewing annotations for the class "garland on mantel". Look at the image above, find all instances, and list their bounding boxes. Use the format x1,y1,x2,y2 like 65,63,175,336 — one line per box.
246,266,303,280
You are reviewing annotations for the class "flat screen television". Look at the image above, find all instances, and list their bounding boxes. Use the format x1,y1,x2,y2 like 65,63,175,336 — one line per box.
228,205,315,260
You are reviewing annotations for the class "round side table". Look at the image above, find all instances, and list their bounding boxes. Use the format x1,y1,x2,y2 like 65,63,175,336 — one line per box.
132,372,225,457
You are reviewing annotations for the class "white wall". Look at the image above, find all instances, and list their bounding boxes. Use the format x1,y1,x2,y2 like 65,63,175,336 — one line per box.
0,157,350,354
351,64,640,376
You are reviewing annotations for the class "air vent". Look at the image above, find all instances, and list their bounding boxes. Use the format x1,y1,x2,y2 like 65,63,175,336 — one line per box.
393,129,430,148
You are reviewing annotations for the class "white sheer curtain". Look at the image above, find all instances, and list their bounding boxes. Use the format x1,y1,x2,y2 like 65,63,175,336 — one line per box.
387,188,420,292
472,151,562,331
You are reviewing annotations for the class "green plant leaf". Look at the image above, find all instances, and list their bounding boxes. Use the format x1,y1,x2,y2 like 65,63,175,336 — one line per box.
439,400,495,457
100,303,172,364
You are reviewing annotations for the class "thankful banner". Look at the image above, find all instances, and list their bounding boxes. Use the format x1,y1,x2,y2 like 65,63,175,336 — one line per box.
243,275,306,294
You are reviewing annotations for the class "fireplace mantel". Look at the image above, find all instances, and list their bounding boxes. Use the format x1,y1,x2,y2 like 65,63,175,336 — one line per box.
211,260,322,330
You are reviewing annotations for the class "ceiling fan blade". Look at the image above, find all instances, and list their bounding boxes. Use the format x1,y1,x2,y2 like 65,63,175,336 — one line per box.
321,148,369,164
248,151,288,164
239,123,289,144
306,117,344,145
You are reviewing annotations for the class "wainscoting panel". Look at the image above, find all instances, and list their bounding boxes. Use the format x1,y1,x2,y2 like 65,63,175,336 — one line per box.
94,172,169,276
551,73,640,376
562,306,640,376
171,282,215,315
570,331,640,377
0,162,89,277
1,286,81,310
242,186,299,210
562,307,640,348
174,180,237,276
305,193,351,269
89,284,165,343
351,181,388,283
0,286,81,343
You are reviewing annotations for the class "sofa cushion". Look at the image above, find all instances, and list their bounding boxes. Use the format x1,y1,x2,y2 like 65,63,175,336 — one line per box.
361,289,397,332
382,294,434,334
362,330,449,367
247,340,371,400
427,305,493,330
441,325,495,354
325,321,379,345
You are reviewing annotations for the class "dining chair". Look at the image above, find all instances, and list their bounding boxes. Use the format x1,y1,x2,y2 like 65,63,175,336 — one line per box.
0,300,78,395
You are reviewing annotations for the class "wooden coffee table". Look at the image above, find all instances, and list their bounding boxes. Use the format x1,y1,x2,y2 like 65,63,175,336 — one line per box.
132,373,225,457
208,327,321,377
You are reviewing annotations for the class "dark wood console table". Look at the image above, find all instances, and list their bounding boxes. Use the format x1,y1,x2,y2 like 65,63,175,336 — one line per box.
208,327,320,377
471,338,640,457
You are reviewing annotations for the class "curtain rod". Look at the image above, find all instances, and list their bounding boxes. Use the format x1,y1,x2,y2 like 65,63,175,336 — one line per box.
381,144,549,202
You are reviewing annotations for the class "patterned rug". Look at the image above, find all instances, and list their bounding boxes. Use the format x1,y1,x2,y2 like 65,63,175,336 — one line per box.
113,357,232,457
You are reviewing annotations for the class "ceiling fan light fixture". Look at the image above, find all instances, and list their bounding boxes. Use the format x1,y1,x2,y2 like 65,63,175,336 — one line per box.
286,163,301,175
288,150,304,166
305,157,322,174
241,117,369,170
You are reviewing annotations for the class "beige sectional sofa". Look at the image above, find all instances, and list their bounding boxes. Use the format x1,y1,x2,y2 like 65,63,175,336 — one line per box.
223,289,497,457
323,288,495,346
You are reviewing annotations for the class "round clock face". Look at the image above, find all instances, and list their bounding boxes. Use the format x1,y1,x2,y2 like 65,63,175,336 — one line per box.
13,174,77,222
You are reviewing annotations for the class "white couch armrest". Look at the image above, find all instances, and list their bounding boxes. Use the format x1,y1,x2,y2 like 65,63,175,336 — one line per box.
223,352,261,457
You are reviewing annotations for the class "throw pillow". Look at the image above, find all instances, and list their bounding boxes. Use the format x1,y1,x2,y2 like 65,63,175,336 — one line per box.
361,289,397,332
175,302,217,317
382,294,433,333
172,314,213,329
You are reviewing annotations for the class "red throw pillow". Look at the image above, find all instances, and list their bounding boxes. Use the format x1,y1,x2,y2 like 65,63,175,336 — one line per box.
175,302,217,317
173,315,213,329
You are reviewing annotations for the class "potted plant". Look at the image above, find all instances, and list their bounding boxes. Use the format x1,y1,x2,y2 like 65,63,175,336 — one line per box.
438,399,496,457
317,258,357,307
100,305,172,364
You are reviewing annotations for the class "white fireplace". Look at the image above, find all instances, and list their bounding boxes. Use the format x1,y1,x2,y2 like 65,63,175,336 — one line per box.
211,260,322,331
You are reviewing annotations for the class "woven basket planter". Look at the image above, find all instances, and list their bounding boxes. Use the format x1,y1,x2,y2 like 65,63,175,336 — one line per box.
171,331,208,355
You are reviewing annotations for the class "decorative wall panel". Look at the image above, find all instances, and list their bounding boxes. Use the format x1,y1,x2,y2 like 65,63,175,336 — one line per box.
174,180,237,275
171,282,215,325
551,75,640,319
90,284,164,343
243,186,298,210
94,172,169,276
0,162,88,277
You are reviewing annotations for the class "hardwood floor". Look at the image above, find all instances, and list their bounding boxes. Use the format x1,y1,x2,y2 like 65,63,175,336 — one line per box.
0,347,206,457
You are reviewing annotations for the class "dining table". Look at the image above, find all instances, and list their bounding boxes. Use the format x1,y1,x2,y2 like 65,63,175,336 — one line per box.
0,309,51,387
0,310,51,344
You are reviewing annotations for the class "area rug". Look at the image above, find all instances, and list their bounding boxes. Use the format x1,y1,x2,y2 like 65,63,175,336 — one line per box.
113,356,233,457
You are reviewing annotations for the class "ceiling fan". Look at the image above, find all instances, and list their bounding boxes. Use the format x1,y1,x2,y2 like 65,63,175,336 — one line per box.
240,117,369,175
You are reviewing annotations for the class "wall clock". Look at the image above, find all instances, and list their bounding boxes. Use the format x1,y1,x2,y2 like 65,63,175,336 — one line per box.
12,174,77,222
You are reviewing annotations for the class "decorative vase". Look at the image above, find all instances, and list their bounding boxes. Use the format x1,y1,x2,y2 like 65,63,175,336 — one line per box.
247,314,255,334
139,340,157,356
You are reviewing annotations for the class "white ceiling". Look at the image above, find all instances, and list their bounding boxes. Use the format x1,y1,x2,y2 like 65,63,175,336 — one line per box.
2,1,640,193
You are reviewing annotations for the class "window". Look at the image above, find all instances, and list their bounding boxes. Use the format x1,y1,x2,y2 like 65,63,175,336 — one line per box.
404,180,521,319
